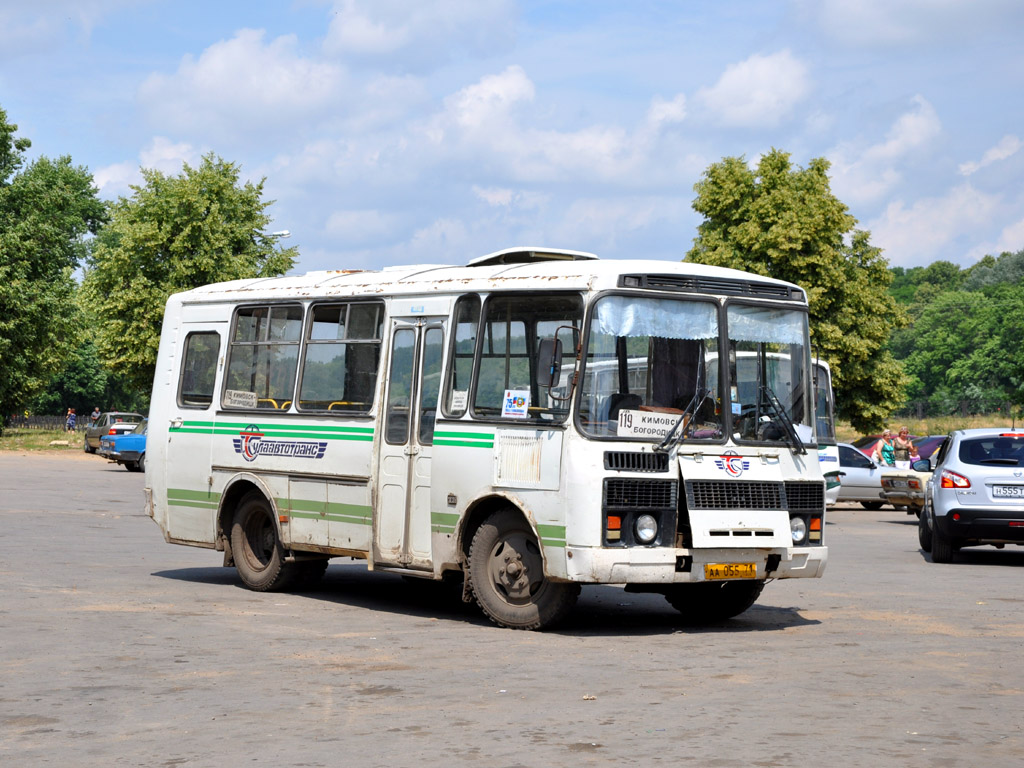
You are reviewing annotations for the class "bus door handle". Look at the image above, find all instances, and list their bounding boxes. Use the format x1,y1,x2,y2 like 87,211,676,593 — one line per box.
404,445,420,456
170,417,183,429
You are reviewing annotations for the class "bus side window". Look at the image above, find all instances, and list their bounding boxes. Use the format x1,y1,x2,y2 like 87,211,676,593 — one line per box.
224,305,302,410
178,332,221,408
443,295,480,418
297,301,384,414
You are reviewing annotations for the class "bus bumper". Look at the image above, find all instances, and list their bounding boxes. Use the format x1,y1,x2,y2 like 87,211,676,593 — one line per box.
563,545,827,584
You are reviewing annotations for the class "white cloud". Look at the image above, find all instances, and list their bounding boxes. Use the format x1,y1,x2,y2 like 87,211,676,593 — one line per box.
553,196,692,250
324,209,397,244
868,183,1000,265
92,137,199,196
959,135,1022,176
965,216,1024,261
695,50,810,127
646,94,686,129
472,186,546,210
139,29,344,137
0,0,134,59
444,65,535,131
805,0,1024,46
829,95,941,204
323,0,516,69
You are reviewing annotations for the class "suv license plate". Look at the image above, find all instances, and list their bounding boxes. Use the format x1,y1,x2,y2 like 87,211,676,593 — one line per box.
704,562,757,580
993,485,1024,498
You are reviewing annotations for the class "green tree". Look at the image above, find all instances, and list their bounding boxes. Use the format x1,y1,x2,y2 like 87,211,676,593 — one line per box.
0,106,106,428
686,149,907,432
81,153,297,393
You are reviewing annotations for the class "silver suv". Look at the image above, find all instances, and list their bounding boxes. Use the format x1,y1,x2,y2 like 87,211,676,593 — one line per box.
919,428,1024,562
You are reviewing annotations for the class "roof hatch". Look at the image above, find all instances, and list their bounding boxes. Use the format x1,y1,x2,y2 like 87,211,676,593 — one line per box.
467,247,599,267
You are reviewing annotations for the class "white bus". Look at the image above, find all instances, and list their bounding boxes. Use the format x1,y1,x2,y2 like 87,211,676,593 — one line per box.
146,248,827,629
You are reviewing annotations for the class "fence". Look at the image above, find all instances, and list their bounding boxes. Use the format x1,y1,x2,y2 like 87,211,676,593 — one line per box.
4,415,99,431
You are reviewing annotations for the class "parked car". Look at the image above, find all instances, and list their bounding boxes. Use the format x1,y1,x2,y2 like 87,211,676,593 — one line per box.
912,434,947,462
83,411,144,453
99,420,147,472
881,468,930,516
919,428,1024,562
837,443,888,509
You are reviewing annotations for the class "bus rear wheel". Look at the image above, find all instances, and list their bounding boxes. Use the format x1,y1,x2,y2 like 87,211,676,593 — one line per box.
665,579,765,623
231,492,295,591
468,508,579,630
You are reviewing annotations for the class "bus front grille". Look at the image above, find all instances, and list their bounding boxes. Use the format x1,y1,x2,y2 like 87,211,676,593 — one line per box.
603,451,670,473
604,479,677,508
685,480,825,512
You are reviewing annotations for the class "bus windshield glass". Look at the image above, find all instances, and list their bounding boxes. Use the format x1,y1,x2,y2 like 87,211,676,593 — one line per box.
727,303,812,446
578,295,722,440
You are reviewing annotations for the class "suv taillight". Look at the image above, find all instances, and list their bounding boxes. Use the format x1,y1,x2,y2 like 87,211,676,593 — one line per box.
940,469,970,489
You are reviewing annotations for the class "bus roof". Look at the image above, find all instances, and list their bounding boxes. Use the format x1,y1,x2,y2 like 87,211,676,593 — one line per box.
172,248,805,305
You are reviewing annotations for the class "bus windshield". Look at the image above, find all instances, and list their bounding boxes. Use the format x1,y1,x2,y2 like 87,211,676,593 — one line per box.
727,303,812,446
578,295,722,440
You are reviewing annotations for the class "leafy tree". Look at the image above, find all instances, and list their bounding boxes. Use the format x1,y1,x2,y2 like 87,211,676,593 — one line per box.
81,153,298,393
963,248,1024,290
686,149,907,432
0,106,106,428
28,340,108,416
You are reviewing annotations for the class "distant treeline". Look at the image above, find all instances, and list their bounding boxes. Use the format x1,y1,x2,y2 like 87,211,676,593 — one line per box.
889,247,1024,417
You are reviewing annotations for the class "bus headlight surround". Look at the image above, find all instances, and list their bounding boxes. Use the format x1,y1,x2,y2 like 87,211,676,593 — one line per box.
635,514,658,544
790,516,808,545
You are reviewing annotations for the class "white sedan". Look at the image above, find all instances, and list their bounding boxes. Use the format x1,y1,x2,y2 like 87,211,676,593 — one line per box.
837,442,889,510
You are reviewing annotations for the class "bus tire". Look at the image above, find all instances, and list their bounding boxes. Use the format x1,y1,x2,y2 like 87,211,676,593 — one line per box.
230,492,295,591
860,501,884,511
468,508,579,630
665,579,765,623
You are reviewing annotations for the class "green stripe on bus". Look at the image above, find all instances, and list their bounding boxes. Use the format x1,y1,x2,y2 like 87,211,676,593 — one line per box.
430,511,459,533
434,439,494,448
276,497,372,525
537,524,566,548
168,488,222,502
433,431,494,448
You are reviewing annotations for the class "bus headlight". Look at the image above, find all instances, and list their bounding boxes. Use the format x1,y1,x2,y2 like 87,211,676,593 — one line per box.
635,514,658,544
790,517,808,545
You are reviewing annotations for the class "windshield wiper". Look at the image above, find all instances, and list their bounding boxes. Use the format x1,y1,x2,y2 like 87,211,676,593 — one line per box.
758,384,806,454
654,388,711,453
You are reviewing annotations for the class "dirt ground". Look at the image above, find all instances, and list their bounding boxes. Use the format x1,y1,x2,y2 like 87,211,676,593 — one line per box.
1,453,1022,766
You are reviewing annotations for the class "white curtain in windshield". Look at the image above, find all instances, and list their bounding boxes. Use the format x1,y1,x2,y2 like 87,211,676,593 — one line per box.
594,296,717,340
727,305,804,344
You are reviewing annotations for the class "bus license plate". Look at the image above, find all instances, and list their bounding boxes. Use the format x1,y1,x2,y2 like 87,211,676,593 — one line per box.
993,485,1024,498
704,562,757,580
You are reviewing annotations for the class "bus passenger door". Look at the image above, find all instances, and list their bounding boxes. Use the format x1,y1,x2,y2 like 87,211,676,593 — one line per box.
375,318,446,570
164,322,225,545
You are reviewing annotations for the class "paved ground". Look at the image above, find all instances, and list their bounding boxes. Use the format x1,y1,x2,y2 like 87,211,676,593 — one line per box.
1,452,1022,766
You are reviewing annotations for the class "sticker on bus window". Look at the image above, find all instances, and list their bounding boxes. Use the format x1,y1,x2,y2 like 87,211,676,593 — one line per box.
450,390,468,411
617,409,679,438
225,389,258,409
502,390,530,419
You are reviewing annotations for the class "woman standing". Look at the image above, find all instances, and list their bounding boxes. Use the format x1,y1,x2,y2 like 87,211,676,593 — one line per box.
873,428,895,466
892,426,915,469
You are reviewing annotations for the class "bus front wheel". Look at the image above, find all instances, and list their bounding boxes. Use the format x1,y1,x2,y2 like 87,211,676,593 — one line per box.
468,508,579,630
665,579,765,623
231,492,295,592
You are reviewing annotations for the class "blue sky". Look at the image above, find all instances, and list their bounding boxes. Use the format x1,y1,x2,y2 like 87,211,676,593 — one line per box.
3,0,1023,273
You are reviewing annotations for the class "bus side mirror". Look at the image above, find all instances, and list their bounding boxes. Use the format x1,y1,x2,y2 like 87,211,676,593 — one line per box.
536,338,563,388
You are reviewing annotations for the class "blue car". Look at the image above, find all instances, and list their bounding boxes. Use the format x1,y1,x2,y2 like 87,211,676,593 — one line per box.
99,419,148,472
